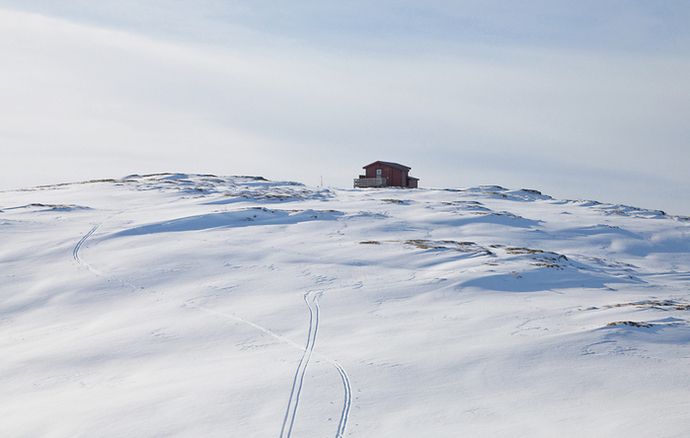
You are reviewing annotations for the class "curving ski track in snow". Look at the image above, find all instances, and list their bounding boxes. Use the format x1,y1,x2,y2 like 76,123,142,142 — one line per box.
332,362,351,438
73,219,351,438
279,291,320,438
73,224,103,275
278,291,352,438
202,299,351,438
316,296,352,438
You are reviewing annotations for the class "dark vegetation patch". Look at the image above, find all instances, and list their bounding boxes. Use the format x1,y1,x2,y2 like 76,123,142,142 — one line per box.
5,203,91,211
606,301,690,311
237,207,339,216
595,204,667,218
504,247,569,269
22,179,118,190
505,247,550,255
358,239,493,255
600,209,627,216
233,175,268,181
441,200,484,205
439,201,491,212
484,191,508,198
404,240,493,255
520,189,543,196
606,321,654,328
250,194,295,201
473,212,529,220
531,262,564,269
219,187,329,202
578,255,636,270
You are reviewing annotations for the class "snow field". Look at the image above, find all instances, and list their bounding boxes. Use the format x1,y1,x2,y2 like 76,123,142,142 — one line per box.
1,173,689,437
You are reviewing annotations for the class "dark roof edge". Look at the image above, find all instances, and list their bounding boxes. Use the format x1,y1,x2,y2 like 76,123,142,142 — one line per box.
363,161,411,171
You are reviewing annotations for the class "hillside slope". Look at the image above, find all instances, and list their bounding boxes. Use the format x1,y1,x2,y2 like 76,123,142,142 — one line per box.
2,174,690,437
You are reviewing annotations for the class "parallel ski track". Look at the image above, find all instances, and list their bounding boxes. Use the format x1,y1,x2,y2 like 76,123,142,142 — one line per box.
280,291,320,438
73,224,98,265
318,294,351,438
331,359,351,438
74,218,352,438
201,302,352,438
73,224,103,275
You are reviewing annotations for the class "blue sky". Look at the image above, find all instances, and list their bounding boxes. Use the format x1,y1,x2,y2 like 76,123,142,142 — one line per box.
1,1,689,214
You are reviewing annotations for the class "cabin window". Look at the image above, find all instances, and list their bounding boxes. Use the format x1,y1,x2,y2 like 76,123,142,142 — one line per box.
376,169,382,177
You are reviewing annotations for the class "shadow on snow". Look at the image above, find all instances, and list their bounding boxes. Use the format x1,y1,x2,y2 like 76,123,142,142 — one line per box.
109,209,343,237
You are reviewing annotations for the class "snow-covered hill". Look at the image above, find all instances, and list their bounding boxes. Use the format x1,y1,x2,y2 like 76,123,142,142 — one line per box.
2,173,689,437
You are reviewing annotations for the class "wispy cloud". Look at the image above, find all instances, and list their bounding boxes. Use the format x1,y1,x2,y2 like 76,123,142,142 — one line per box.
1,3,689,214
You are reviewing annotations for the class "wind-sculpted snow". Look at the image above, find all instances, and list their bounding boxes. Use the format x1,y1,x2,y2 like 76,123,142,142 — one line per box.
458,265,643,292
112,208,343,236
1,174,690,437
424,211,543,228
453,185,554,201
2,203,92,212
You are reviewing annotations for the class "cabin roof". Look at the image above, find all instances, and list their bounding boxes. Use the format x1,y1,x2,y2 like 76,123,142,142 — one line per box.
363,161,411,171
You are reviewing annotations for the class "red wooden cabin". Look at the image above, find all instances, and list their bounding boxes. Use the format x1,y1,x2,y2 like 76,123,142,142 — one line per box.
354,161,419,188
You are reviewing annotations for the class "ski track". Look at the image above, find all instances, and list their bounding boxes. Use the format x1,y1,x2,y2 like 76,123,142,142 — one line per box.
278,292,352,438
73,219,352,438
334,361,352,438
73,224,102,275
280,292,320,438
316,295,352,438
